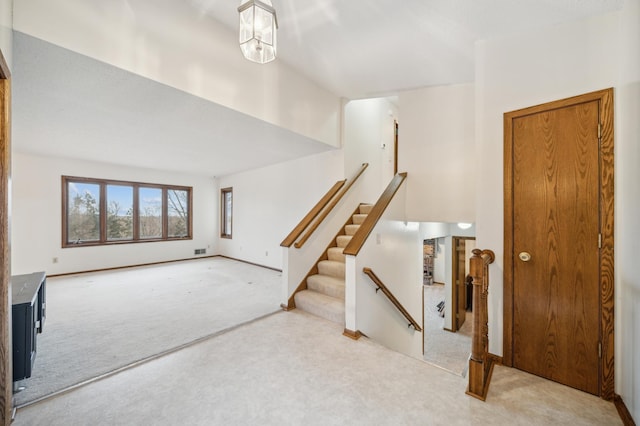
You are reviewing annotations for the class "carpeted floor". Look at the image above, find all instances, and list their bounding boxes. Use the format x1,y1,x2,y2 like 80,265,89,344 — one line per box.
423,283,473,376
15,257,282,406
13,310,621,425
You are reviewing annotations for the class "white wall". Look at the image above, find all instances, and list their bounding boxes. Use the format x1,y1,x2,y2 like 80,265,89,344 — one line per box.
0,0,11,69
616,0,640,420
475,9,634,406
343,97,399,204
12,0,341,148
12,152,217,275
399,83,475,223
347,183,424,359
432,237,446,284
217,150,344,271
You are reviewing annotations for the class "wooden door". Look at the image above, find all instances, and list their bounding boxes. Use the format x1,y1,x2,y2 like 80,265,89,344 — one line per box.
454,238,466,330
504,89,615,398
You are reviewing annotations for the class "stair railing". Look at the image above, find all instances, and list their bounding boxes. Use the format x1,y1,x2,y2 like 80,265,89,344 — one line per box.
343,172,407,256
466,248,496,401
362,267,422,331
282,163,368,249
280,180,346,248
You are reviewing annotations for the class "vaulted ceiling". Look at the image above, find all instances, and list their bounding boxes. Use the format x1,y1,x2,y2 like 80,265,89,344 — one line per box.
11,1,624,177
190,0,623,99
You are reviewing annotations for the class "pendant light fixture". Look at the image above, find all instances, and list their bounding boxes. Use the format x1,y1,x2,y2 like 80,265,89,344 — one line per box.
238,0,278,64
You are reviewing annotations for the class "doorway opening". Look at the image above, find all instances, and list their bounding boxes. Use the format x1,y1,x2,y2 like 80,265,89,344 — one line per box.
421,224,475,376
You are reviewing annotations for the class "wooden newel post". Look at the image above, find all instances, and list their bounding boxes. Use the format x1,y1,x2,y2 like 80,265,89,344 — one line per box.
466,248,495,401
470,249,484,363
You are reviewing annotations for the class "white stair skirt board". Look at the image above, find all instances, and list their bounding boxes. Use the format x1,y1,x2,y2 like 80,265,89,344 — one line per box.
294,205,371,325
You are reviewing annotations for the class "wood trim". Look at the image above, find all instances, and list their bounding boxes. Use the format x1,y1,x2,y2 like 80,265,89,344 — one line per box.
486,353,503,366
467,248,495,401
280,180,346,247
362,267,422,331
220,187,233,239
0,50,9,80
343,172,407,256
614,394,637,426
61,176,193,247
503,109,514,368
598,89,615,400
294,163,368,249
280,302,294,311
503,88,615,399
215,255,282,272
48,255,281,278
342,329,362,340
466,359,496,402
284,206,362,309
47,255,218,277
0,77,11,426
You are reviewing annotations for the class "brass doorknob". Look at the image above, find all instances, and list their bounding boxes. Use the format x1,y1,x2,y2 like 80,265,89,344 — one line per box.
518,252,531,262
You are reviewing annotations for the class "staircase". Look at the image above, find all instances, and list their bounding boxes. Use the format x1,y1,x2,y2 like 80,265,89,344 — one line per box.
294,204,372,324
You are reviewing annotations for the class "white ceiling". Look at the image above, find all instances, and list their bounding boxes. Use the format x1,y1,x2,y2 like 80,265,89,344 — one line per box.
13,32,333,177
12,1,624,178
191,0,624,99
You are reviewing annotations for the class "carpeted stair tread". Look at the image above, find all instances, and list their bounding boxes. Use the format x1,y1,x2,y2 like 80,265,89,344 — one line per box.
317,260,346,279
294,290,345,324
352,214,368,224
336,235,352,248
306,274,345,299
345,224,360,236
327,247,346,262
359,204,373,214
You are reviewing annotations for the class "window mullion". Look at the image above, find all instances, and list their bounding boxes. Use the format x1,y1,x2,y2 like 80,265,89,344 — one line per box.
99,182,106,243
133,185,139,241
162,188,168,240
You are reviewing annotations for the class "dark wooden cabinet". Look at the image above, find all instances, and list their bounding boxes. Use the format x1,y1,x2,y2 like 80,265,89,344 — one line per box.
12,272,46,383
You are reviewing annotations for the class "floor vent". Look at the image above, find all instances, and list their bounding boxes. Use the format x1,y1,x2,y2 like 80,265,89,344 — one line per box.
194,248,206,255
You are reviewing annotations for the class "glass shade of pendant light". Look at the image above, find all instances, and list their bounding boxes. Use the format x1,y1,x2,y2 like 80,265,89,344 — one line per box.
238,0,278,64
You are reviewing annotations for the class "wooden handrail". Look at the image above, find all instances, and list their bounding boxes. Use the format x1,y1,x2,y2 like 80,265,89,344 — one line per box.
466,248,495,401
293,163,368,249
280,180,346,247
343,172,407,256
362,267,422,332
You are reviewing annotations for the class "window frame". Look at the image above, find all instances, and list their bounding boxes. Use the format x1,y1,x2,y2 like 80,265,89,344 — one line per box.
62,176,192,248
220,187,233,239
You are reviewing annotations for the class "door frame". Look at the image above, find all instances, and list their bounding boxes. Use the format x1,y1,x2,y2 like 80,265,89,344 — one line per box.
0,47,12,424
503,88,614,399
451,236,475,331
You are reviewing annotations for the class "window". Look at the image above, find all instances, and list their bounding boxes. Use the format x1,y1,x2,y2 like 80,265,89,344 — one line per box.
62,176,192,247
221,187,232,238
168,189,189,238
139,187,163,239
67,182,100,243
106,184,133,241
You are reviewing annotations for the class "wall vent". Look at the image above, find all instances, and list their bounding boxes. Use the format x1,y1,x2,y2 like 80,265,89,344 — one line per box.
194,248,206,255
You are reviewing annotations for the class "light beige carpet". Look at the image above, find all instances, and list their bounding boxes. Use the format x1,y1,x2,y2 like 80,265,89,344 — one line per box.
423,283,473,376
13,310,621,425
15,257,281,406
